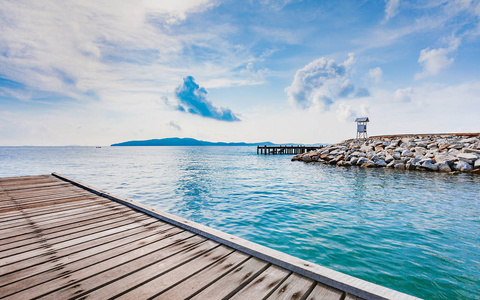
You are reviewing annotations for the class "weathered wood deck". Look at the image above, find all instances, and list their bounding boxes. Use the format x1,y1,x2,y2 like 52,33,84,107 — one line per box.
0,174,419,300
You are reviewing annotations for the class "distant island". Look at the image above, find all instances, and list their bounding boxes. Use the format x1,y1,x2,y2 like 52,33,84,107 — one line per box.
111,137,275,147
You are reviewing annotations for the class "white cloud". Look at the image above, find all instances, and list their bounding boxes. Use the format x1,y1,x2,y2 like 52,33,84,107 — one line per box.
368,67,383,83
384,0,400,21
415,36,460,79
394,87,413,102
285,53,370,110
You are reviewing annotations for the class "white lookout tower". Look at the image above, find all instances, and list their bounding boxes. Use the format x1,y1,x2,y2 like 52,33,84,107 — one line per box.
355,117,369,139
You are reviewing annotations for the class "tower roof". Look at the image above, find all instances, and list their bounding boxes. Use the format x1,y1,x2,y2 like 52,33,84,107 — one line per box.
355,117,369,122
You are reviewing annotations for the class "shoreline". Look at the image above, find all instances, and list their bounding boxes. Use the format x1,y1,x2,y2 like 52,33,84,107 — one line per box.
292,133,480,174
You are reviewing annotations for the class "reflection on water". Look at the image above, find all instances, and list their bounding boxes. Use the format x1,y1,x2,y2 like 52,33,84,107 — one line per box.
1,146,479,299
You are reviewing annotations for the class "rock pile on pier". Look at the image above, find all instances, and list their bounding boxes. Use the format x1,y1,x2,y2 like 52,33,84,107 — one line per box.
292,134,480,173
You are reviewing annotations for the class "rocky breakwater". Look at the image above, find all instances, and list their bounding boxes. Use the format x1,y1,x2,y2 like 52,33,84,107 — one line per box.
292,134,480,174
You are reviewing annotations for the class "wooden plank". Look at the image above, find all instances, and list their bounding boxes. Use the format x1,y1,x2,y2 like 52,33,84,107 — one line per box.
0,227,186,298
0,196,110,214
1,187,91,203
1,218,165,275
1,190,94,206
0,214,149,258
0,207,136,246
0,201,119,231
0,218,160,267
147,250,250,300
229,265,290,299
0,198,107,222
0,204,131,240
266,273,315,300
0,198,111,227
190,257,269,299
0,174,51,183
29,237,213,299
95,244,234,299
0,210,140,252
1,182,70,192
0,193,97,211
0,225,179,290
305,282,344,300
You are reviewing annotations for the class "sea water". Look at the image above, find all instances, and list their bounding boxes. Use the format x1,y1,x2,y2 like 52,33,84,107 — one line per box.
1,146,479,299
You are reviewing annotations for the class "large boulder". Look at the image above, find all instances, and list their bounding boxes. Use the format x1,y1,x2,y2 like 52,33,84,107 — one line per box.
376,160,387,167
357,157,367,165
457,153,479,161
402,150,414,157
435,153,457,165
395,163,406,170
414,147,427,155
454,161,473,172
421,161,438,171
437,162,452,172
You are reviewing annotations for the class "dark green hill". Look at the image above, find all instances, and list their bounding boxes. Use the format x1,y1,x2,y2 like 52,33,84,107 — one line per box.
111,137,275,146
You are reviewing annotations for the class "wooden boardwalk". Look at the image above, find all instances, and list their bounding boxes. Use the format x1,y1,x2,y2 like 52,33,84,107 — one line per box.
0,174,419,300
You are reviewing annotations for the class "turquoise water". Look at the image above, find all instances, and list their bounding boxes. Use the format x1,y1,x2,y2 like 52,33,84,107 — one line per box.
1,146,479,299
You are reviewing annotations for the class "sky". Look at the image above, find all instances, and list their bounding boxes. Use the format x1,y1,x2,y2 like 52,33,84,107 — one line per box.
1,0,480,146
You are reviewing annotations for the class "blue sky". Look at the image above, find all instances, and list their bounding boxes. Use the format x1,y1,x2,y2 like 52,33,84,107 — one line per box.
1,0,479,145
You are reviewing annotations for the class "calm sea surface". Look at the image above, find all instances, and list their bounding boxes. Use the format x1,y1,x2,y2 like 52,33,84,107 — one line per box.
1,146,479,299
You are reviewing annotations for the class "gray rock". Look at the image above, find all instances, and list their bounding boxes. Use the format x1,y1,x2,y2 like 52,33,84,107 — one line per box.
457,153,479,161
385,155,394,163
357,157,367,165
387,161,395,168
414,147,426,155
435,154,457,164
376,160,387,167
421,161,438,171
474,159,480,169
402,150,414,157
320,149,330,155
416,142,428,147
393,152,401,160
459,137,479,144
448,143,463,149
350,157,358,165
410,158,422,166
405,163,415,170
360,144,374,152
390,139,401,147
454,160,473,171
395,163,405,170
437,162,451,172
427,142,438,149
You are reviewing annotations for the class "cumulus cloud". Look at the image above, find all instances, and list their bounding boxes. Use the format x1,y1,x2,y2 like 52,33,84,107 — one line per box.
395,87,414,102
175,76,240,122
415,36,460,79
384,0,400,21
368,67,383,83
285,54,370,110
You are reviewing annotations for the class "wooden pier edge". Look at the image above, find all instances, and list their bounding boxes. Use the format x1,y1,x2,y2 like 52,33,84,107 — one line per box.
51,172,419,300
